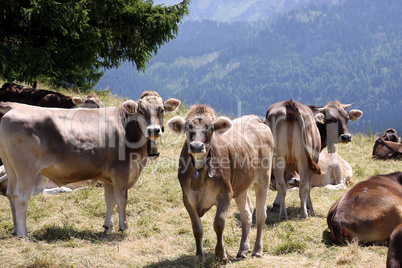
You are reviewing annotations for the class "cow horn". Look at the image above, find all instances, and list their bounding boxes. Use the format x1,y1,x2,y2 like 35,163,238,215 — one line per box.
315,107,325,112
342,103,354,109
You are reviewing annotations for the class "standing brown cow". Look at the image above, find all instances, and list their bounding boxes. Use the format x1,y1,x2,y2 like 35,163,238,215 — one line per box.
265,100,362,219
0,91,180,237
168,105,273,261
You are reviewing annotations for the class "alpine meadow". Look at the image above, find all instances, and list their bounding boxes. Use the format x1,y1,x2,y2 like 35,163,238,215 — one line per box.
0,0,401,267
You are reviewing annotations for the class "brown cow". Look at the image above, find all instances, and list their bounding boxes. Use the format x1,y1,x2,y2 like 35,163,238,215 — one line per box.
0,82,103,108
327,172,402,245
265,100,362,219
168,105,273,261
387,224,402,268
0,91,180,237
373,129,402,160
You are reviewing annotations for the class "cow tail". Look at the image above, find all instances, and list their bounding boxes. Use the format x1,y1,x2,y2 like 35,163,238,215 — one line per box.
286,100,322,175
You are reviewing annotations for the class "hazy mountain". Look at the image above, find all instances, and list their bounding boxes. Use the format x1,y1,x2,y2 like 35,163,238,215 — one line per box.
96,0,402,133
154,0,341,22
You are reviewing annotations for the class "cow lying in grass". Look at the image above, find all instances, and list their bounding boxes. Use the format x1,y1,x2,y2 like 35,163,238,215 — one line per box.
0,82,103,108
271,151,353,190
168,105,273,261
0,165,95,195
373,129,402,160
327,172,402,245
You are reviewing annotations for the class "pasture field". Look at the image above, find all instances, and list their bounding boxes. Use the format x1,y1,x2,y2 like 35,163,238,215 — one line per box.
0,86,400,267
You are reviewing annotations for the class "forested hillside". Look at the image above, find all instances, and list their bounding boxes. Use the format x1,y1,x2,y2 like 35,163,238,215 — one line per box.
96,0,402,133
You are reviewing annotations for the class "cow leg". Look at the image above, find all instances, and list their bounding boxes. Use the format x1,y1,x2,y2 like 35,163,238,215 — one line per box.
214,193,231,262
113,184,128,232
298,168,313,219
103,183,115,233
252,176,269,257
7,175,34,237
183,194,204,260
234,192,253,258
273,166,287,219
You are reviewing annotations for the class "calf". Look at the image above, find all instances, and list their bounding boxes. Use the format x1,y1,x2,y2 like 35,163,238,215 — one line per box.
327,172,402,245
0,91,180,237
0,82,103,108
168,105,273,261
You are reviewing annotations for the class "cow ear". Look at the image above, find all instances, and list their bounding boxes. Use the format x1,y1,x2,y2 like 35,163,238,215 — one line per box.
349,109,363,121
315,112,325,124
122,100,138,114
72,97,83,106
164,98,181,113
167,116,185,135
214,117,233,135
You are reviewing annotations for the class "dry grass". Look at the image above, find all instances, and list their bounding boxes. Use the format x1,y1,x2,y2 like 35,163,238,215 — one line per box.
0,83,400,267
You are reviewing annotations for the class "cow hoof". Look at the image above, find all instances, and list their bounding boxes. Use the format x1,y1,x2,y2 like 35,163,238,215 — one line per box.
103,225,113,233
217,257,228,264
271,204,280,212
252,252,263,258
236,250,250,259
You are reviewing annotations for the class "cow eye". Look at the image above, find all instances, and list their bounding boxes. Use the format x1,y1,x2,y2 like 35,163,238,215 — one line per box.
138,110,144,116
160,109,164,114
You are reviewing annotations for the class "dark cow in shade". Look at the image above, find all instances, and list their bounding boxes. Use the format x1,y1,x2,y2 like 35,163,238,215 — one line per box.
0,82,103,108
0,91,180,237
265,100,362,219
327,172,402,246
168,105,273,261
373,129,402,160
387,224,402,268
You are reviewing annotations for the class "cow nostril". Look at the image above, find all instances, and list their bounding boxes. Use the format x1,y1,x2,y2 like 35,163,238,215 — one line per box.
189,141,206,154
147,127,162,137
340,134,352,142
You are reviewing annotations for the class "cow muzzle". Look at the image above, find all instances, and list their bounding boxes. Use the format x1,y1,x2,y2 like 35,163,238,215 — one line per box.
146,126,162,140
189,141,207,170
339,133,352,143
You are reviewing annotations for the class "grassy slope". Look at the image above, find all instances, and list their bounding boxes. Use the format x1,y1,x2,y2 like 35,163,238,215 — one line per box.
0,84,400,267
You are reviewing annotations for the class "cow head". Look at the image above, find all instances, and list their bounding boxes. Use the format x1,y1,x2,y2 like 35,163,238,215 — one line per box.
124,91,180,141
72,93,104,108
168,105,232,170
313,101,362,150
381,128,400,143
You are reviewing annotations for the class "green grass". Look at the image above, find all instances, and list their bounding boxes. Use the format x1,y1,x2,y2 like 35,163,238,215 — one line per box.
0,82,400,267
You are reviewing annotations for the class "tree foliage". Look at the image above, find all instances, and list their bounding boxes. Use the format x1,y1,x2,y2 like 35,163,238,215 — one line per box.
0,0,189,90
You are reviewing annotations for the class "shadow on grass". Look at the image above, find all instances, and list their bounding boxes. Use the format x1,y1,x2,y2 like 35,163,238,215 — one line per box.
234,205,325,228
28,225,126,244
143,252,251,268
322,229,334,247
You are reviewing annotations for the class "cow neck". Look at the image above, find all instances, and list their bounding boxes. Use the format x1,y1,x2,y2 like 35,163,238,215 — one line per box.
317,123,327,151
190,148,212,191
124,114,146,146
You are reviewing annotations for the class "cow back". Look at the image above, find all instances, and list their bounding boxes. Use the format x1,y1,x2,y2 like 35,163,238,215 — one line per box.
265,100,321,174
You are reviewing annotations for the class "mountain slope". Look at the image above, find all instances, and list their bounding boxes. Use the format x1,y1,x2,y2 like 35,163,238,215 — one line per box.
96,0,402,133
